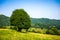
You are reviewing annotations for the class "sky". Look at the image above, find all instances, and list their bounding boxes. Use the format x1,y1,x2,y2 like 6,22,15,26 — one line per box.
0,0,60,19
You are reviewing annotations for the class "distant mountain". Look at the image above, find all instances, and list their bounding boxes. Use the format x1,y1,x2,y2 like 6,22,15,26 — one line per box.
31,18,60,29
0,14,10,27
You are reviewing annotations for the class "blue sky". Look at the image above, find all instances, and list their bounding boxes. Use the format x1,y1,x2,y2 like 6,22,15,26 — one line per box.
0,0,60,19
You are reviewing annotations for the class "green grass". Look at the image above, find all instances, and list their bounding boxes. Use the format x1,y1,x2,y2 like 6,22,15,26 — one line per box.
0,29,60,40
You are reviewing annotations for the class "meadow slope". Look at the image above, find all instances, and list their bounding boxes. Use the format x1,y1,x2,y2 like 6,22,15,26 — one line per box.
0,29,60,40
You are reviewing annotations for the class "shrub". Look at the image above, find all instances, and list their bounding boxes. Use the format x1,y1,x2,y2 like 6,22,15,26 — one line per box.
10,26,18,30
41,28,47,34
28,28,43,33
46,26,60,35
21,29,26,33
0,26,10,29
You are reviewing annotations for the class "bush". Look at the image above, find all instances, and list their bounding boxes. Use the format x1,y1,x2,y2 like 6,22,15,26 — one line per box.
58,30,60,35
46,30,55,35
0,26,10,29
28,28,47,34
21,29,26,33
46,26,60,35
28,28,42,33
10,26,18,30
41,28,47,34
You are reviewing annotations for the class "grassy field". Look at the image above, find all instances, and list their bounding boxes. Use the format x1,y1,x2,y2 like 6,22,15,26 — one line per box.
0,29,60,40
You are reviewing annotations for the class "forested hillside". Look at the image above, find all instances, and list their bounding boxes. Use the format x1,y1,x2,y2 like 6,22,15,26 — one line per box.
31,18,60,29
0,14,10,27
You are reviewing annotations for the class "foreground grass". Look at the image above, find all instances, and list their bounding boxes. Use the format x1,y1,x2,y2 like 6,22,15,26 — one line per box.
0,29,60,40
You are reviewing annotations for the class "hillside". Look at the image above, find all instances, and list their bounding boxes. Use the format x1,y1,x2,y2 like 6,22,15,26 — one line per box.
31,18,60,29
31,18,60,24
0,29,60,40
0,14,10,27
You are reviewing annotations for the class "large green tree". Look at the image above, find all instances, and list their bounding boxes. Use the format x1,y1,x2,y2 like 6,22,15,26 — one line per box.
10,9,31,31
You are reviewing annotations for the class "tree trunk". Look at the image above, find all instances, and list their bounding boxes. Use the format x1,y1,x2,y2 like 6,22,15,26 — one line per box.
18,28,22,32
26,29,28,32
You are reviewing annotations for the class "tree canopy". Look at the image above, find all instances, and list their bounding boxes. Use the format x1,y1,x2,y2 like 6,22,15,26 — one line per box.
10,9,31,31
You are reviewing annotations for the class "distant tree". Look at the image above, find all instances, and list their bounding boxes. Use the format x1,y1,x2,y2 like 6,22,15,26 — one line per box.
10,9,31,32
46,26,60,35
